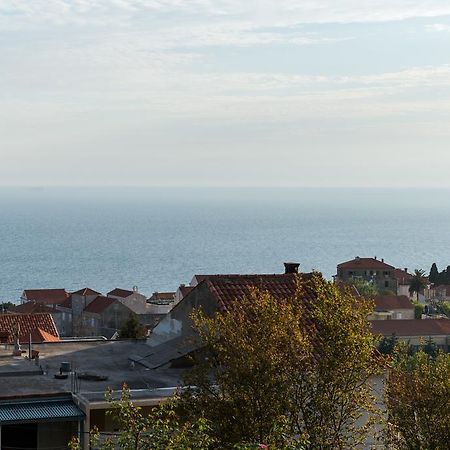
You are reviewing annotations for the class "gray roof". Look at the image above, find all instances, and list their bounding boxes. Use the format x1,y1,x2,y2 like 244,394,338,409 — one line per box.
0,396,84,424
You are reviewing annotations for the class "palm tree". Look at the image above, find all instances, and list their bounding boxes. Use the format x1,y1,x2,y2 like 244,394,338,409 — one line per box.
409,269,427,302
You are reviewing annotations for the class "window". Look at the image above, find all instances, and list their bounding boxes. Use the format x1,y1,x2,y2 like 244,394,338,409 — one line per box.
385,281,389,288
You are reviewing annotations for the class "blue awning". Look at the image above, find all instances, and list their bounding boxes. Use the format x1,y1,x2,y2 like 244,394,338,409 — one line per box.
0,396,84,424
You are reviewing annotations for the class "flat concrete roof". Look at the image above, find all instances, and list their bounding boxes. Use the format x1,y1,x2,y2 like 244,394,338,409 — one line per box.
0,341,185,398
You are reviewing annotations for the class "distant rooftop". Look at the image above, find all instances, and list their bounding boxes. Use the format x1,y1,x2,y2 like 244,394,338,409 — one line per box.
374,295,413,311
22,289,68,305
108,288,135,298
338,257,395,270
371,319,450,337
72,288,102,297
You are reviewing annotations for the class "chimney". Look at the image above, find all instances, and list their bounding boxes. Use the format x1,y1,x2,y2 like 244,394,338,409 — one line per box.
404,268,408,273
382,258,384,263
374,256,377,260
284,262,300,274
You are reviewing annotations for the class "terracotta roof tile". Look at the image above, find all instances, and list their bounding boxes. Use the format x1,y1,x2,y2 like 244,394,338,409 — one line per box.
0,313,59,344
374,295,413,311
370,319,450,337
198,273,315,313
337,257,395,270
10,302,56,314
149,292,175,301
179,286,194,297
58,296,72,309
22,289,68,305
72,288,101,296
393,268,413,285
107,288,135,298
84,296,117,314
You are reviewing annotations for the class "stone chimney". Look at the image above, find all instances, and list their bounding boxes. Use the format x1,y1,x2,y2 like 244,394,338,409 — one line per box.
284,262,300,274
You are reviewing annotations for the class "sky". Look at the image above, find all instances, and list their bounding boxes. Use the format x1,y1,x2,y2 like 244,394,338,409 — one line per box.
1,1,450,187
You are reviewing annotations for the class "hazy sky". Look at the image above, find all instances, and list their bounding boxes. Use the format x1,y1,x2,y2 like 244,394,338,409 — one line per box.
2,1,450,187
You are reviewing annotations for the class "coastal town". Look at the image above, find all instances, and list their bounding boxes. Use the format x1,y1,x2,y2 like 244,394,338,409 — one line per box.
0,257,449,448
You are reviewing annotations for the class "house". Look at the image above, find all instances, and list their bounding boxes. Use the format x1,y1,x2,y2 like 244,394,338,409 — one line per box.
393,268,413,297
82,296,136,337
368,295,415,320
58,288,102,336
370,319,450,352
143,263,316,369
0,394,84,449
107,287,148,314
20,289,68,307
431,284,450,301
0,313,60,344
336,257,397,292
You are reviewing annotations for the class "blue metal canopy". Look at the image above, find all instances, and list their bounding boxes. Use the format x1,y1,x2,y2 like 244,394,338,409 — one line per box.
0,396,84,424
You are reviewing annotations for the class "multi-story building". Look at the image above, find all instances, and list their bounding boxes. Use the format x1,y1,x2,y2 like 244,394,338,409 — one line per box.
336,256,398,292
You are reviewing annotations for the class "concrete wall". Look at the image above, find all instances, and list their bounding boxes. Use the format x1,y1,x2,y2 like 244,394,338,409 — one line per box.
368,308,415,320
338,269,398,292
110,292,149,315
148,283,217,347
82,302,135,335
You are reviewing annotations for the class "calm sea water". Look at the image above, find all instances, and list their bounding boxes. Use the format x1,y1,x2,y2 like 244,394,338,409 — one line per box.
0,187,449,302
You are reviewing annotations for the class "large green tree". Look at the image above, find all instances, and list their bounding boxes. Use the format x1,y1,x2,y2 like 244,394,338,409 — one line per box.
384,348,450,449
182,274,382,449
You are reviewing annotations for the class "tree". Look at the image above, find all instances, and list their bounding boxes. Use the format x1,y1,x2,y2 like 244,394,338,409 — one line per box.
413,302,424,319
408,269,427,302
182,273,382,449
347,278,378,297
377,335,398,355
69,384,215,450
384,347,450,449
429,263,439,284
0,302,15,312
119,314,147,339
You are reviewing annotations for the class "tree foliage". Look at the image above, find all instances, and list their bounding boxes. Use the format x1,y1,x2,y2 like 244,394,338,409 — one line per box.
384,348,450,450
347,278,379,297
119,313,147,339
377,335,398,355
69,385,215,450
413,302,424,319
408,269,427,301
181,273,382,449
427,262,450,285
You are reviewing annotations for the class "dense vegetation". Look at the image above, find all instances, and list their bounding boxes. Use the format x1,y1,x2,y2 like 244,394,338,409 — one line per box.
429,262,450,284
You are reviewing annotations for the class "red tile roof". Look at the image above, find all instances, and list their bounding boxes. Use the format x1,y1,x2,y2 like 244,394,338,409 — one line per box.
374,295,413,311
370,319,450,337
22,289,68,305
58,296,72,309
0,313,60,344
337,257,395,270
84,296,117,314
198,273,316,313
107,288,134,298
10,302,56,314
179,286,194,298
72,288,101,296
393,268,413,285
149,292,175,301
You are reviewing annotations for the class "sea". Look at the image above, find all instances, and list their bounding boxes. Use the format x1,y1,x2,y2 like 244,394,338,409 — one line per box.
1,187,449,303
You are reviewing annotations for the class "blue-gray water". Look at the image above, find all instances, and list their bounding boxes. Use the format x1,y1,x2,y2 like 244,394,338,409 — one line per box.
1,187,449,302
